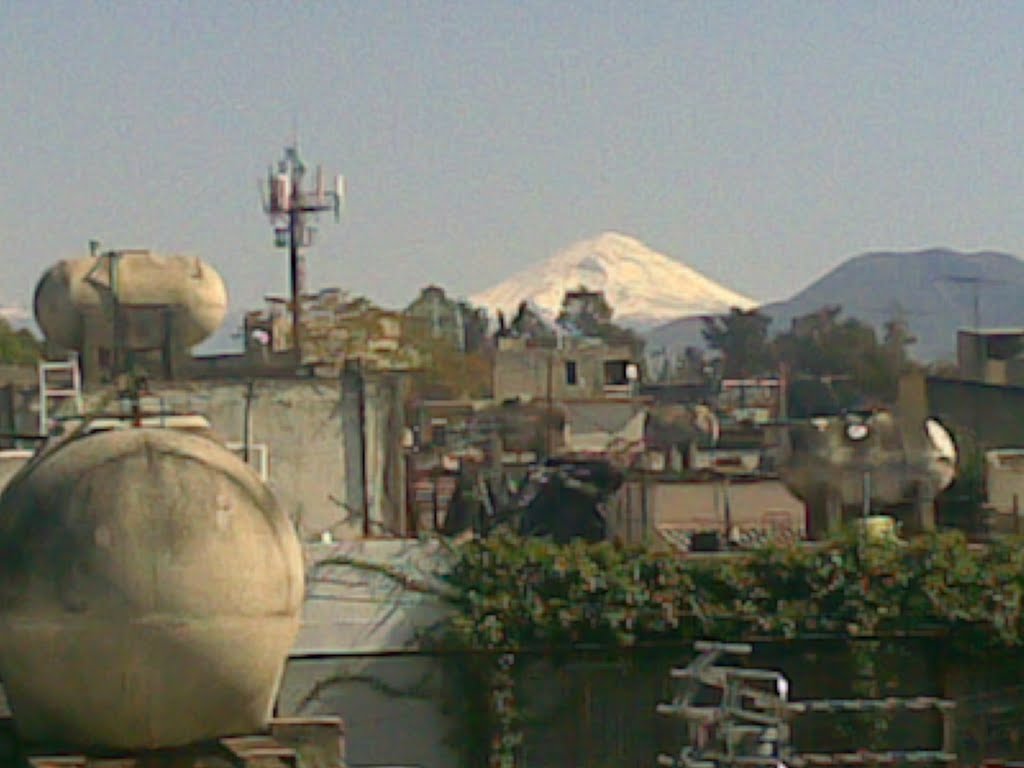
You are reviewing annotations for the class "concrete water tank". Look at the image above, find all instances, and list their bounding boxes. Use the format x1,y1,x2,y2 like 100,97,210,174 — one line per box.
34,251,228,351
0,427,304,750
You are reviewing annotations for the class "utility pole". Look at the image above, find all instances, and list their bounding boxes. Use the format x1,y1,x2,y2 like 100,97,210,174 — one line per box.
262,145,345,363
545,347,554,459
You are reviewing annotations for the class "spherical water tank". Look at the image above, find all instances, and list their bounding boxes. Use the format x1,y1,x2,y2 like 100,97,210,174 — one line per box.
0,427,303,750
34,252,228,351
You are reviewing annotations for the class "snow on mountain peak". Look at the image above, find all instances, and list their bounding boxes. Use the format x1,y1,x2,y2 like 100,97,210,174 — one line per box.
470,231,756,328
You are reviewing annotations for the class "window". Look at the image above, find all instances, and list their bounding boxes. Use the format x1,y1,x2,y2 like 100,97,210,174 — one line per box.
603,360,630,386
430,418,448,447
565,360,578,386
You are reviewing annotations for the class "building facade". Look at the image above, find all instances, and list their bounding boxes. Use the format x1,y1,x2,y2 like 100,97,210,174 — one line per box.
493,336,643,403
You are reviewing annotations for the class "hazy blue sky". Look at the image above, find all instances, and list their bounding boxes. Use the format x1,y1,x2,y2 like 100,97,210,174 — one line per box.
3,2,1024,315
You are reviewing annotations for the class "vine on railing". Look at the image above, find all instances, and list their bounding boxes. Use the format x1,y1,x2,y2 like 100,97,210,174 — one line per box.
426,530,1024,765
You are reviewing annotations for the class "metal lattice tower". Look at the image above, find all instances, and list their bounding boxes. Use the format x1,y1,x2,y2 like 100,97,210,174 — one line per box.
262,144,345,362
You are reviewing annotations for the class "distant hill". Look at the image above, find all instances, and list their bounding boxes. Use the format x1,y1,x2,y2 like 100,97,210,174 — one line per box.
471,232,755,329
647,248,1024,364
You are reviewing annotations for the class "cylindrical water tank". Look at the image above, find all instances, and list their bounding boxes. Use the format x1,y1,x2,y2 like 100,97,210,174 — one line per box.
34,252,228,351
0,427,304,750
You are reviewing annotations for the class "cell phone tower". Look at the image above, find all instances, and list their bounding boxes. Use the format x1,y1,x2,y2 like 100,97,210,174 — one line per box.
262,144,345,361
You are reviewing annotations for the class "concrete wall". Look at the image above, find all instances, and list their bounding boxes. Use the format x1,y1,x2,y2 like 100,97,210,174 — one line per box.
607,477,806,547
0,362,410,538
928,377,1024,449
363,374,408,536
135,373,407,541
957,330,1024,386
986,449,1024,532
280,655,456,768
494,344,552,402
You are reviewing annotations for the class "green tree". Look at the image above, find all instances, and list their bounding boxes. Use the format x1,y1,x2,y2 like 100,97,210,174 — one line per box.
458,301,491,355
555,286,614,330
507,302,557,346
555,288,641,347
773,306,912,405
701,308,774,378
882,314,916,373
0,319,41,365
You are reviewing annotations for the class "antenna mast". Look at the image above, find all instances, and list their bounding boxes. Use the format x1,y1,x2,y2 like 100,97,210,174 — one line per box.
262,144,345,362
941,273,999,330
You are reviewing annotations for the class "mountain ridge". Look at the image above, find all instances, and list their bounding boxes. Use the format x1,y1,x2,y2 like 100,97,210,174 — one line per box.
646,247,1024,363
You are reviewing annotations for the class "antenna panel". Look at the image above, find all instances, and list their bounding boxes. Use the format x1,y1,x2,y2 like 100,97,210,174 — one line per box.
274,174,292,212
335,175,346,211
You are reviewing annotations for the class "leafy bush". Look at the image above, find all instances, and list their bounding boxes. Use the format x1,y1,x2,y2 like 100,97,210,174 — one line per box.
436,530,1024,652
0,319,40,365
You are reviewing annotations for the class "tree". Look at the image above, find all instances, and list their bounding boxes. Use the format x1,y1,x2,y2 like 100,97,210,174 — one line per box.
0,319,40,365
410,342,493,400
458,301,490,355
882,313,916,372
506,302,557,346
773,306,913,405
701,308,774,378
555,286,614,331
555,288,641,347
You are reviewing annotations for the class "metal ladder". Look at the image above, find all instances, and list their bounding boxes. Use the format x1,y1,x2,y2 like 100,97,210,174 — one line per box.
38,356,83,435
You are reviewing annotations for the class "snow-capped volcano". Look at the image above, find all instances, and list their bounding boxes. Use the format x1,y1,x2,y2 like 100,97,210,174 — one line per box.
470,232,757,328
0,304,32,330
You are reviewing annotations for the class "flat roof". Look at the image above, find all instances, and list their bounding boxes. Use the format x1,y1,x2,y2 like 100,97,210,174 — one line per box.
957,327,1024,336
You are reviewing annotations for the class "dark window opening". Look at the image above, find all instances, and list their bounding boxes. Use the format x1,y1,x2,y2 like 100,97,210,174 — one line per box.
430,420,448,447
565,360,578,386
603,360,630,386
985,335,1024,361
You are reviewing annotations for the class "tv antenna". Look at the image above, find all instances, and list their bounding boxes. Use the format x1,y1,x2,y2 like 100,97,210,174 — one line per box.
261,144,345,361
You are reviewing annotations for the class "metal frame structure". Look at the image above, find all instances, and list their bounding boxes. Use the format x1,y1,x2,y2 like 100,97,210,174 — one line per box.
658,641,956,768
38,355,83,435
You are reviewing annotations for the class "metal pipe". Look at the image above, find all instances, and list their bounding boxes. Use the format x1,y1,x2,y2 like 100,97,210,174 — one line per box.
243,380,255,463
545,348,554,459
110,251,123,376
357,362,371,536
289,206,302,362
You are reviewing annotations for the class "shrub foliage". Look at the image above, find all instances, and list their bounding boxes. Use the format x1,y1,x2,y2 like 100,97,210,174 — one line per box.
437,531,1024,653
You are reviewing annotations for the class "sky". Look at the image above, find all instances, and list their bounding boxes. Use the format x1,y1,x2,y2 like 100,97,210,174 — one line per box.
3,2,1024,319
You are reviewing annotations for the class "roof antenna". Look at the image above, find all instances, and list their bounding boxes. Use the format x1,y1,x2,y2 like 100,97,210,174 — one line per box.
261,141,346,364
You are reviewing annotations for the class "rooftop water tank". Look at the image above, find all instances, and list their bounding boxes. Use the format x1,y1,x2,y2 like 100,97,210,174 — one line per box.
0,426,303,750
34,251,228,351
